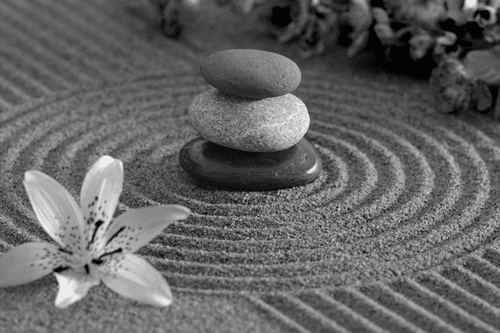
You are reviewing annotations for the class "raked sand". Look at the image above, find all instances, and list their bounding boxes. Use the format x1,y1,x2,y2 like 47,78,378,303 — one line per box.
1,0,500,332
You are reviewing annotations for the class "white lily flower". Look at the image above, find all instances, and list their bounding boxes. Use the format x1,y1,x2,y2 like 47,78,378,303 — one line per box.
0,155,190,308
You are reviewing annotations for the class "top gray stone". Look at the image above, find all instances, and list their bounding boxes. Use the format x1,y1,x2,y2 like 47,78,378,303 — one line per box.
200,49,302,99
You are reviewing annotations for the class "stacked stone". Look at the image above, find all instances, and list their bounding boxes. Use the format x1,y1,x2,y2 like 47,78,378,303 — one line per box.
179,49,322,190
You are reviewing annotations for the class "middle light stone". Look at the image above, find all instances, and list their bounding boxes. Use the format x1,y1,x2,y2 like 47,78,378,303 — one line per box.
189,89,310,152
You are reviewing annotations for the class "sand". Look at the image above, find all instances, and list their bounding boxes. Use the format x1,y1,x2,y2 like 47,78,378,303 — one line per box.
1,0,500,332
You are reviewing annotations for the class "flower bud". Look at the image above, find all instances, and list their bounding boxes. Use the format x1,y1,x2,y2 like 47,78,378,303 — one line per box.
429,57,476,113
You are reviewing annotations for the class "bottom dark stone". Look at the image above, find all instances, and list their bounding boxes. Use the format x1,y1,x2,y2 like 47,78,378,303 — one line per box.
179,137,322,191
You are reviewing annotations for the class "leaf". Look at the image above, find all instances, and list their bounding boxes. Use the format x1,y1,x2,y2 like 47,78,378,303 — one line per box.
347,30,370,57
464,46,500,85
474,81,493,112
495,91,500,120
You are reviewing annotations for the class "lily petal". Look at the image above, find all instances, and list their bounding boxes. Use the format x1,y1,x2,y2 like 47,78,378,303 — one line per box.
80,156,123,251
23,171,85,252
54,269,100,308
0,243,65,287
101,205,190,255
100,253,172,307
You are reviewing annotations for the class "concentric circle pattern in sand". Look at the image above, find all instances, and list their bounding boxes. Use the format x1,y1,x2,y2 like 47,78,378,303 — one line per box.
1,72,500,294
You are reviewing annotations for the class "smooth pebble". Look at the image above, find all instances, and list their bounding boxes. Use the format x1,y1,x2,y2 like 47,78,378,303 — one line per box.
200,49,301,98
179,137,322,190
189,89,310,152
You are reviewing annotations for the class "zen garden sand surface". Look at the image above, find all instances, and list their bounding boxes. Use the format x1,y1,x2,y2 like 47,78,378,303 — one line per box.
1,0,500,333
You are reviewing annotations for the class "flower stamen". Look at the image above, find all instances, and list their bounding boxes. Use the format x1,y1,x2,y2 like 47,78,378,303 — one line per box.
53,266,70,273
87,219,104,250
105,226,126,246
58,247,73,255
93,248,123,265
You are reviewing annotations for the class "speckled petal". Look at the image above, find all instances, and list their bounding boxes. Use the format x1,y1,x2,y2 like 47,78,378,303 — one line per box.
23,171,85,253
54,269,100,308
0,242,65,287
100,205,190,256
80,156,123,251
99,253,172,307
